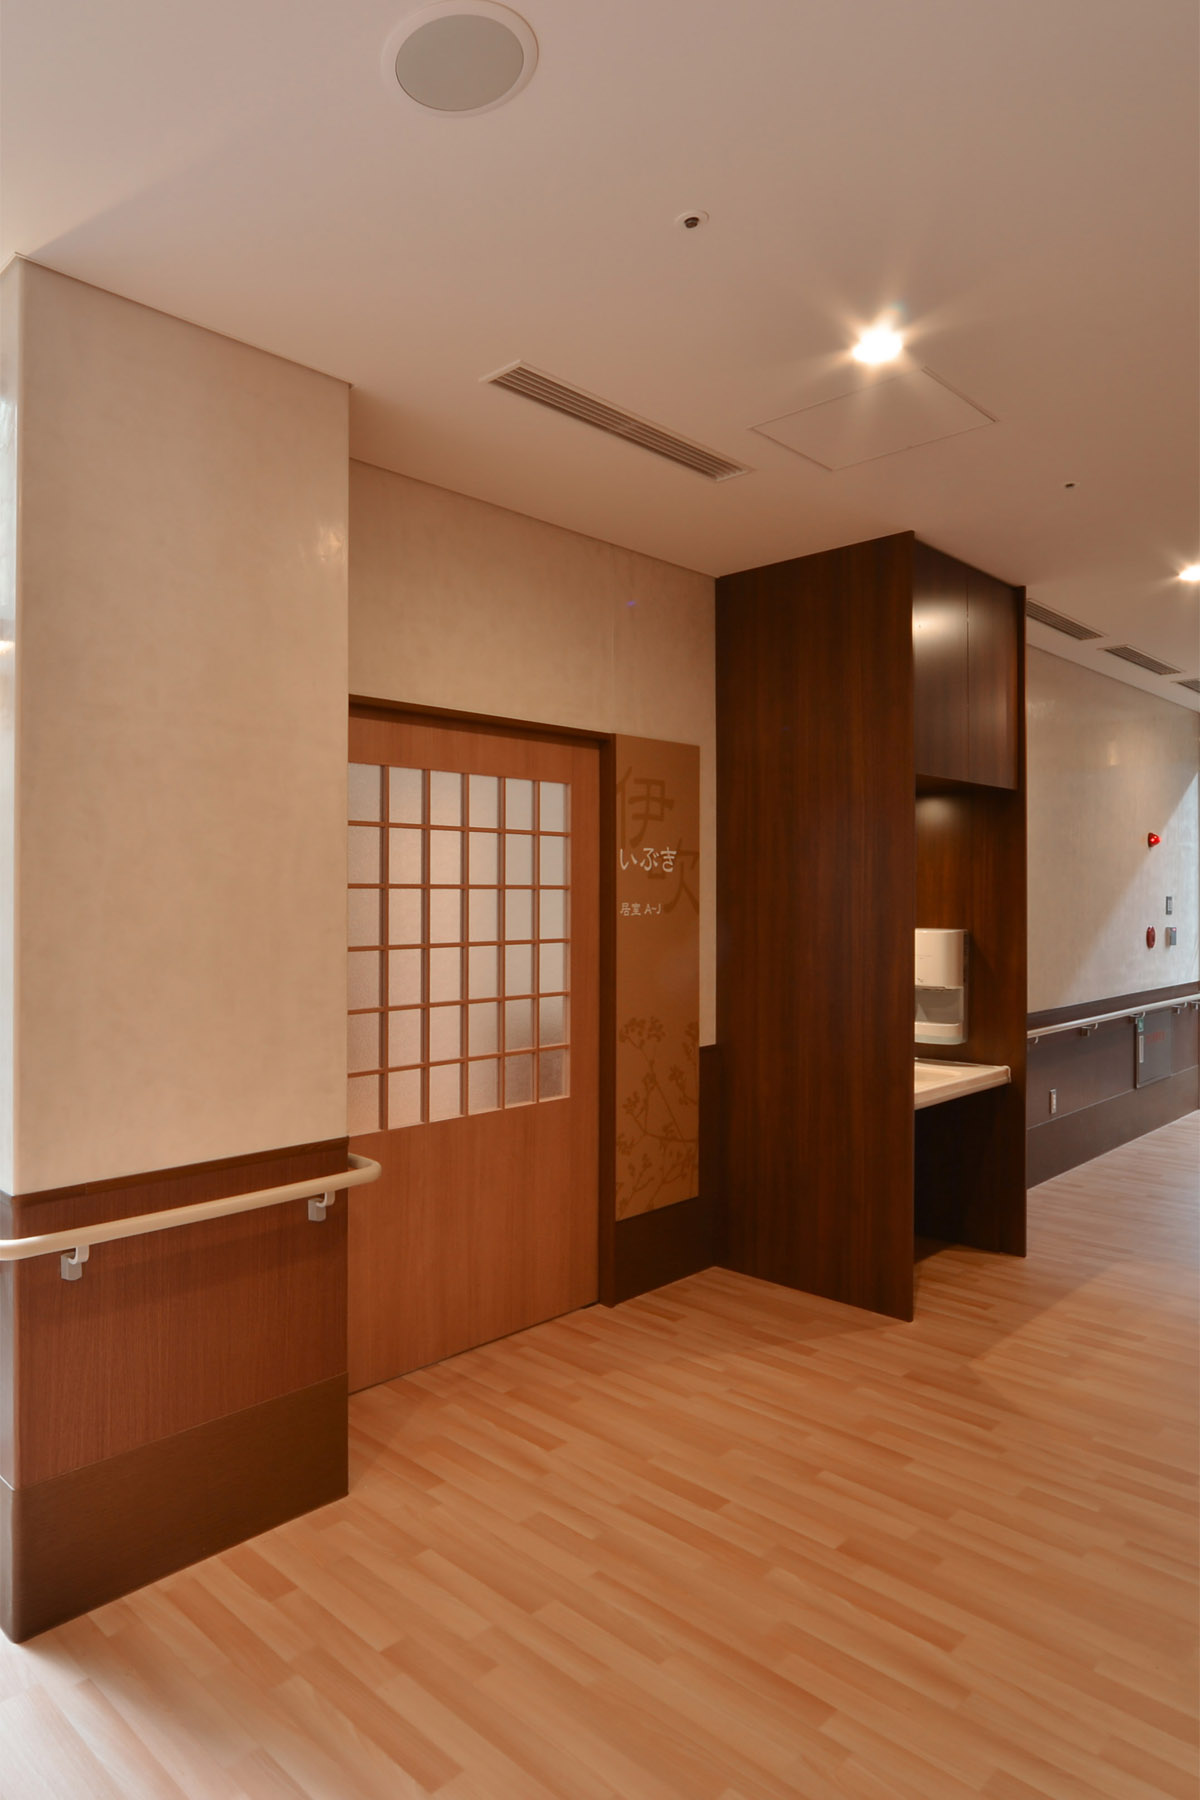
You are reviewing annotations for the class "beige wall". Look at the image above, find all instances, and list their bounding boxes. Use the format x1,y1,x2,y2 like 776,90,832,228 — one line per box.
0,268,18,1188
5,262,350,1193
349,460,717,1040
1027,646,1200,1012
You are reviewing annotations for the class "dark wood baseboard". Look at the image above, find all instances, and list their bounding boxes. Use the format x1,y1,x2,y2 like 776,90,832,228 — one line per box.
610,1192,719,1304
1027,1068,1200,1187
1,1376,347,1643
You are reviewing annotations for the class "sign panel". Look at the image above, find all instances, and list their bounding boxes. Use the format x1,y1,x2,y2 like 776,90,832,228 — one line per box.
613,736,700,1220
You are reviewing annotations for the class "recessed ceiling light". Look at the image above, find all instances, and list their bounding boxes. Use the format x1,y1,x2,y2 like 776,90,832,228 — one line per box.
1179,564,1200,582
851,325,904,366
382,2,537,115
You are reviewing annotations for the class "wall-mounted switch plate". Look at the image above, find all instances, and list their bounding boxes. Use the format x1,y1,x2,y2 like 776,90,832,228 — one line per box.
1049,1088,1057,1116
1165,927,1178,947
1165,896,1173,914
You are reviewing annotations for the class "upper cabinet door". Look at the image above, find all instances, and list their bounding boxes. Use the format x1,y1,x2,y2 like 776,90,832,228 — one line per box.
913,543,969,782
967,568,1019,789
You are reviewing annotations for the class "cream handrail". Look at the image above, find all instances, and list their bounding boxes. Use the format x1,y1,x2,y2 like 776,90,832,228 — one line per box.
1028,993,1199,1044
0,1152,382,1281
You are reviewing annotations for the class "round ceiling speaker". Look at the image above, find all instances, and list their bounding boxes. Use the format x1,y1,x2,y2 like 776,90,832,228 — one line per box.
382,3,538,115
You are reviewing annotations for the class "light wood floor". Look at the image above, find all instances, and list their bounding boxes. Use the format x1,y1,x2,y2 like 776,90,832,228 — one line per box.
1,1115,1196,1799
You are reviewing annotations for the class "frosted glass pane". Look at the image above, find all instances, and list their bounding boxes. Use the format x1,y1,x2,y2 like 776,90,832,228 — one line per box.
348,1074,381,1135
505,834,533,886
505,778,533,830
505,889,532,940
469,832,498,885
539,835,567,886
469,889,499,942
428,1063,463,1121
428,947,462,1003
468,1059,499,1113
504,943,533,995
389,889,423,946
348,826,382,885
349,950,382,1010
348,764,382,822
539,996,567,1045
388,1008,423,1067
539,1048,568,1099
348,1012,381,1073
429,770,462,826
468,945,498,998
539,941,566,992
389,827,423,884
389,948,423,1006
349,890,382,947
429,890,461,944
429,830,462,885
505,1055,534,1107
388,1068,422,1129
429,1005,462,1062
389,767,424,825
468,1001,499,1055
539,890,566,940
539,782,568,832
469,774,499,828
505,998,533,1051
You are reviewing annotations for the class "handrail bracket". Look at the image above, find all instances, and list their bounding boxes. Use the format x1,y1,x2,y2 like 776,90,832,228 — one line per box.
60,1246,89,1283
307,1192,335,1223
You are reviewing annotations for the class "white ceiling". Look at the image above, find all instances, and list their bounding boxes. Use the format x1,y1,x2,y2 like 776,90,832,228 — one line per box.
3,0,1198,706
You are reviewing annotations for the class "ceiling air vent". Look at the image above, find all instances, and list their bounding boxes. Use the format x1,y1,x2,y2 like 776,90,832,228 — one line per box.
1175,677,1200,694
483,362,749,481
1104,645,1183,677
1024,600,1103,641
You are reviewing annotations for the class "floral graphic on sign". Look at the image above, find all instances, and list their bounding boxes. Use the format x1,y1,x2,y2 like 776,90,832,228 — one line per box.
615,1016,699,1216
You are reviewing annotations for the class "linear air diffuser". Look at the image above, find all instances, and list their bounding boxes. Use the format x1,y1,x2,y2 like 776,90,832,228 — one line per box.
1024,600,1103,640
1104,645,1183,677
483,362,749,480
1175,677,1200,694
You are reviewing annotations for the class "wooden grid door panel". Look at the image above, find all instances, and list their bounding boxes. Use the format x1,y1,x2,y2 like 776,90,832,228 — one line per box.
346,712,599,1387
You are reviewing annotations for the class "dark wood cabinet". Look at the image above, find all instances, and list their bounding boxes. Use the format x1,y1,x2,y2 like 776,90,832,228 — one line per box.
913,543,1020,788
913,544,969,782
967,567,1020,788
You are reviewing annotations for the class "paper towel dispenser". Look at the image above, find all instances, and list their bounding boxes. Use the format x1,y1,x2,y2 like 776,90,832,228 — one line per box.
915,928,967,1045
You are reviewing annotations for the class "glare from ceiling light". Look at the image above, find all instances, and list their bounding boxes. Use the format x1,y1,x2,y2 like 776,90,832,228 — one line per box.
851,324,904,366
1179,564,1200,582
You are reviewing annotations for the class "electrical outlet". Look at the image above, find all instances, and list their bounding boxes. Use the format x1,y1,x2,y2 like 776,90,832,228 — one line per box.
1049,1088,1057,1116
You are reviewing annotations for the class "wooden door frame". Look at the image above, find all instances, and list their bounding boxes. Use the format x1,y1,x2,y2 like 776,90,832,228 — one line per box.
349,695,620,1307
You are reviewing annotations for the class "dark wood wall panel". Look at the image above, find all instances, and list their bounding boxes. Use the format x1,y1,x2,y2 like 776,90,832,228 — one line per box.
1026,1021,1134,1125
0,1140,351,1640
3,1142,348,1488
2,1377,346,1643
1028,1067,1200,1187
1026,1000,1198,1184
716,535,916,1320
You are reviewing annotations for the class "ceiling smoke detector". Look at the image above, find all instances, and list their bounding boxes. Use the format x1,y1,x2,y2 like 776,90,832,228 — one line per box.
382,2,538,115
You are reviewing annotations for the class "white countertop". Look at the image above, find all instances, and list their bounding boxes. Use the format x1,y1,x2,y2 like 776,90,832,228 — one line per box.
914,1059,1011,1110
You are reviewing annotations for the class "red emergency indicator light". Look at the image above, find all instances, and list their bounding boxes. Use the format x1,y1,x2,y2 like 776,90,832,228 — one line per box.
1147,833,1161,847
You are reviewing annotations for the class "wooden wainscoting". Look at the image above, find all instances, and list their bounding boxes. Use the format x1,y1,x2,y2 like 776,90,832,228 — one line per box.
0,1139,350,1640
1027,986,1199,1185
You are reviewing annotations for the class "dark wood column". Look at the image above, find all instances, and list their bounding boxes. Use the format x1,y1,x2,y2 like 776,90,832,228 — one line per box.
716,534,917,1320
